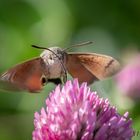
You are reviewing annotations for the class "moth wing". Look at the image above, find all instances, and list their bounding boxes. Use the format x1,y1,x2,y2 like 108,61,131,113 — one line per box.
66,53,120,84
0,57,46,92
0,80,22,92
66,53,98,84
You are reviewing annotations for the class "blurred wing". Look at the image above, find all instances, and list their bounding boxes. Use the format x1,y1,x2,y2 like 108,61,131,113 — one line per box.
0,58,46,93
0,80,22,92
66,53,120,84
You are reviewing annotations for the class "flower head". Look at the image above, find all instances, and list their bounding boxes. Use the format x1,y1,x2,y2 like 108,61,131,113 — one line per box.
33,79,133,140
116,55,140,99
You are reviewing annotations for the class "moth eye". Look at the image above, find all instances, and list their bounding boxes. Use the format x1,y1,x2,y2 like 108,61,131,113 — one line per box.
41,75,47,85
49,55,53,60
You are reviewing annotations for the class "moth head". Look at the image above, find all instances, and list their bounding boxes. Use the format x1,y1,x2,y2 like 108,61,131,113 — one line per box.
40,47,65,61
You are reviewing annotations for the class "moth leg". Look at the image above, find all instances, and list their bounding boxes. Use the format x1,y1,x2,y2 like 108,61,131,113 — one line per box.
61,72,67,84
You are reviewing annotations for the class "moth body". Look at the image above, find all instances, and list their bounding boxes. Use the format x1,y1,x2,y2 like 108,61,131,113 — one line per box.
40,47,67,79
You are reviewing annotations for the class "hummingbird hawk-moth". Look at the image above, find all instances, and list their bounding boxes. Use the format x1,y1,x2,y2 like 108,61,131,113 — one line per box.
0,41,120,93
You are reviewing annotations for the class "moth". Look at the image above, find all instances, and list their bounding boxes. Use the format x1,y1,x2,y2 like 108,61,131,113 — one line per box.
0,41,120,92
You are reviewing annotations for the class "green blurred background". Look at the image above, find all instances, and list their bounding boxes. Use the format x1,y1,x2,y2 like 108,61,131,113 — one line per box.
0,0,140,139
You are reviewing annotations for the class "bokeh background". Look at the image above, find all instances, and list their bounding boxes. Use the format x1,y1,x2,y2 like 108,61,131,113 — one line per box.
0,0,140,139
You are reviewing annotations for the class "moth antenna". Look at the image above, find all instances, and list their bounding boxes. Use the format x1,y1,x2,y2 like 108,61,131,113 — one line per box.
32,45,56,55
71,41,93,47
63,41,93,52
32,45,67,82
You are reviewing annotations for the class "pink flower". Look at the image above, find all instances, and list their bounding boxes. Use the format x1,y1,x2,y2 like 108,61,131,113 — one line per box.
116,55,140,99
32,79,133,140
